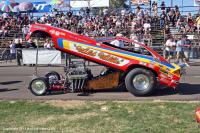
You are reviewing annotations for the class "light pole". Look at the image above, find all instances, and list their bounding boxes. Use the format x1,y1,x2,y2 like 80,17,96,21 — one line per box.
171,0,173,7
182,0,183,13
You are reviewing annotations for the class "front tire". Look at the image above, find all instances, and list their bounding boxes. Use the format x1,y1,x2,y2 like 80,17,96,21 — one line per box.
125,68,156,96
29,77,48,96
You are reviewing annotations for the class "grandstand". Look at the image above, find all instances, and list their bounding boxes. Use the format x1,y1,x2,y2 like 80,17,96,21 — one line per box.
0,4,200,59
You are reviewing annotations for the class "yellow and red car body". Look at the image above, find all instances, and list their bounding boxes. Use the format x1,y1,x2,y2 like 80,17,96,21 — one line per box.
27,24,181,89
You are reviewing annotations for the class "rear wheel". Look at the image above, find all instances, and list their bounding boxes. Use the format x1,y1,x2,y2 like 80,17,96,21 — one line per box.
125,68,156,96
29,77,48,96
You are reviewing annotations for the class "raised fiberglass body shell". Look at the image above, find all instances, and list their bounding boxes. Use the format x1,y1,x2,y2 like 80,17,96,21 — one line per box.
27,24,181,88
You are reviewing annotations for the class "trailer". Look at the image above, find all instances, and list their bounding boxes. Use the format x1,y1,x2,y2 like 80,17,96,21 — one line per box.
26,24,181,96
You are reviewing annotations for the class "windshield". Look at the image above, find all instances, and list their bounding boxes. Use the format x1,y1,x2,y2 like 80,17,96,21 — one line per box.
102,42,153,57
96,37,168,63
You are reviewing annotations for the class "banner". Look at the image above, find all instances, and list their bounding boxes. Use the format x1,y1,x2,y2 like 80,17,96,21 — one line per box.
132,0,149,5
22,49,61,64
194,0,200,6
70,0,109,8
32,1,52,13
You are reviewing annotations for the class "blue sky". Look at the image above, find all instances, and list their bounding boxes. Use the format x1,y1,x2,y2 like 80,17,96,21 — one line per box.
16,0,194,7
16,0,198,14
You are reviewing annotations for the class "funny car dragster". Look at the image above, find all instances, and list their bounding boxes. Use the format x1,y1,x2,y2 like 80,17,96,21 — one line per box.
26,24,181,96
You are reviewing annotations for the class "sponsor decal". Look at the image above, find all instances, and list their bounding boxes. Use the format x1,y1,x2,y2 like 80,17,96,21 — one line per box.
98,52,121,64
75,45,97,56
49,30,55,34
168,74,173,79
96,43,101,46
75,45,124,65
160,69,168,75
160,77,169,83
148,63,155,69
61,40,129,66
50,30,66,36
34,26,47,30
32,2,52,13
160,74,166,78
159,64,163,68
139,62,147,66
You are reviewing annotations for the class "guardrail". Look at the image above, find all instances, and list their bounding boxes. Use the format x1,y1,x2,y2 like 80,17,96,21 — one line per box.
0,46,200,66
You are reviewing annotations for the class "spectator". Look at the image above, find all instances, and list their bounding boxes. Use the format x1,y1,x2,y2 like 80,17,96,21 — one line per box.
176,36,184,64
110,33,124,48
186,13,194,32
175,5,180,21
44,39,53,49
9,40,16,61
15,39,23,66
160,1,166,12
175,35,189,66
183,35,192,65
130,34,141,52
14,36,23,45
196,15,200,33
22,25,29,39
152,1,158,17
27,39,36,48
143,20,151,35
167,9,176,26
164,36,176,62
160,11,166,29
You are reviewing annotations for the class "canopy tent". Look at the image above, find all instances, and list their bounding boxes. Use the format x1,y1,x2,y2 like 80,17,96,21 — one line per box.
50,0,64,5
0,0,18,12
18,2,33,11
49,0,71,11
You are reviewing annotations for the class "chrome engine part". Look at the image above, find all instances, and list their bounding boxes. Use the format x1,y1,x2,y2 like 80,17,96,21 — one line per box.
64,61,92,92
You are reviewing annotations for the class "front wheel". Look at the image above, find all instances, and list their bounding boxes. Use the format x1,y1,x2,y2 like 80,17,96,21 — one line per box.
125,68,157,96
29,77,48,96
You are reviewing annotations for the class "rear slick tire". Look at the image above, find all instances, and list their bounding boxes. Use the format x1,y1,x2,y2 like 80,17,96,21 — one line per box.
45,71,61,84
125,68,156,96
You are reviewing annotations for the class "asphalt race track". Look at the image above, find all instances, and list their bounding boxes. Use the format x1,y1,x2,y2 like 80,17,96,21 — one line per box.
1,63,200,101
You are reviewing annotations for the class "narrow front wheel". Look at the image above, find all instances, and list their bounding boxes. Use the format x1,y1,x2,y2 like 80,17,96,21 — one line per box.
29,77,48,96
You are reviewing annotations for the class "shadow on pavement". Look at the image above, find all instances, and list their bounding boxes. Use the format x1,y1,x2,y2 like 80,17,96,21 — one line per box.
0,88,18,92
0,65,19,67
0,81,22,85
152,88,178,96
178,83,200,95
152,83,200,96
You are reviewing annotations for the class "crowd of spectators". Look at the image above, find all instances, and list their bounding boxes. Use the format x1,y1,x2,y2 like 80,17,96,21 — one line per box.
0,1,200,65
0,1,199,45
0,12,30,37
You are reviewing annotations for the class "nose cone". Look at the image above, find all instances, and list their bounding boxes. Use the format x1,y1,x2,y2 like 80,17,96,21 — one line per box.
195,107,200,123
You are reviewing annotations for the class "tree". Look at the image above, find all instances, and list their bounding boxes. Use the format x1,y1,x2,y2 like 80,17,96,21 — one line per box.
109,0,129,8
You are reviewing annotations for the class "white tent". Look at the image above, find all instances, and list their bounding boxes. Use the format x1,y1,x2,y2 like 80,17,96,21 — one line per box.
70,0,109,8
